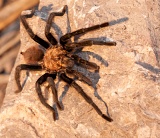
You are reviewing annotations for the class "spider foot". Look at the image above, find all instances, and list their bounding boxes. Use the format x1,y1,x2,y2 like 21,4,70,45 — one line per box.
53,113,58,121
102,114,113,122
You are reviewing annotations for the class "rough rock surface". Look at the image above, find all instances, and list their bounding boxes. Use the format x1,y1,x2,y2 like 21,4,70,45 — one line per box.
0,0,160,137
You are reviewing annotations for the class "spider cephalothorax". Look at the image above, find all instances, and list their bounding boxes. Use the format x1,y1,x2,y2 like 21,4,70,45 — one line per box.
43,46,74,72
15,5,116,122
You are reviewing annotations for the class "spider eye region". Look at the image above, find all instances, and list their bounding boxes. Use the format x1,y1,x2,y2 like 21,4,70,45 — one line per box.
21,46,44,64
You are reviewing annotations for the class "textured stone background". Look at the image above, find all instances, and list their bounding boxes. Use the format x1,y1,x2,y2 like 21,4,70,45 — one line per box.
0,0,160,137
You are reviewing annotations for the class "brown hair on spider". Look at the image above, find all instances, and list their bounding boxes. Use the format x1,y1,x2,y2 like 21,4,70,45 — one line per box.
21,46,44,64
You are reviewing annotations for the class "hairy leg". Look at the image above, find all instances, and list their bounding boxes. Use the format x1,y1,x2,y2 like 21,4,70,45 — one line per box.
71,55,99,71
36,73,58,120
64,40,116,51
15,64,42,93
60,73,113,122
60,22,110,45
45,5,67,45
47,76,63,110
20,15,50,49
66,69,92,86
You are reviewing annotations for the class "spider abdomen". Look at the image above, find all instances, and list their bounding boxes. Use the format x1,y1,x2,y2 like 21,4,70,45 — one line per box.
43,46,74,71
21,46,44,64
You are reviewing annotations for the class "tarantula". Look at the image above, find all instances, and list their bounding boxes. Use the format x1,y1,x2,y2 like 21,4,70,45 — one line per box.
15,5,116,122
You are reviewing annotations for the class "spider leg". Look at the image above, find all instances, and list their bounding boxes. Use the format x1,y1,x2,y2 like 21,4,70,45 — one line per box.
60,22,110,45
45,5,67,45
35,73,58,120
15,64,42,93
46,76,63,110
60,73,113,122
71,55,99,71
66,69,92,86
64,40,116,51
20,15,50,49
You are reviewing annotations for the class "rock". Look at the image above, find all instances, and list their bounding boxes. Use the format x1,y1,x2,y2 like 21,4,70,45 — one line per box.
0,0,160,137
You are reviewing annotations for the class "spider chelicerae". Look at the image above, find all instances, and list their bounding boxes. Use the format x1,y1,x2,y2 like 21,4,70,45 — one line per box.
15,5,116,122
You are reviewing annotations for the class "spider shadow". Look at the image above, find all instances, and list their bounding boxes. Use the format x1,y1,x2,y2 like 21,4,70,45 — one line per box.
135,61,160,83
43,85,60,120
34,4,71,39
135,61,160,74
21,71,30,89
81,50,110,116
57,49,111,117
57,65,111,118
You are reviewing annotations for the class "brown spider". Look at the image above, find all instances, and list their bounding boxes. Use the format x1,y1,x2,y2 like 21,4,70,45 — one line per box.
15,5,116,122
